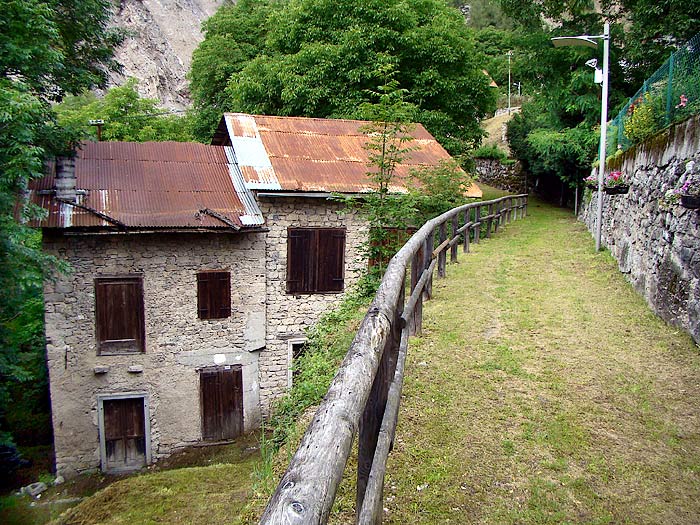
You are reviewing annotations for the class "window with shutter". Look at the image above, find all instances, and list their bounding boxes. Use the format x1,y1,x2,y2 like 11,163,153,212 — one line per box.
95,276,145,354
197,271,231,320
287,228,345,294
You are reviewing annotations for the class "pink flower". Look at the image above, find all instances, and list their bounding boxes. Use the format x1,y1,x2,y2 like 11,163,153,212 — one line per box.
675,94,688,109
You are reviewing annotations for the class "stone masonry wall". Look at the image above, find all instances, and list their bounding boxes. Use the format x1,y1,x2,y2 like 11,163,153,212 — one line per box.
43,232,266,477
474,158,527,193
580,114,700,343
258,197,368,414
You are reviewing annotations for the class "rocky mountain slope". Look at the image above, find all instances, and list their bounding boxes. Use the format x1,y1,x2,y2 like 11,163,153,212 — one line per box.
108,0,224,110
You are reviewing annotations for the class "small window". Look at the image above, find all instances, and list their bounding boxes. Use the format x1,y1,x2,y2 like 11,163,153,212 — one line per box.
95,276,145,354
288,339,308,387
197,271,231,319
287,228,345,294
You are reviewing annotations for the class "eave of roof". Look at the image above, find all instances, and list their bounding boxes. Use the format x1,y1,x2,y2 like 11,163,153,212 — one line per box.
29,141,265,231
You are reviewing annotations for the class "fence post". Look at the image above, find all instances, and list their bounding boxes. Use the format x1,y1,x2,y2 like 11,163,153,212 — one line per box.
357,284,403,517
424,229,434,300
665,52,675,125
438,222,447,278
463,209,470,253
409,246,423,336
491,202,498,235
474,206,481,243
451,215,459,263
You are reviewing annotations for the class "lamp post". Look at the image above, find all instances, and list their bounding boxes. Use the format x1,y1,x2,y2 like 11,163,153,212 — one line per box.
552,21,610,252
507,50,513,114
513,81,521,97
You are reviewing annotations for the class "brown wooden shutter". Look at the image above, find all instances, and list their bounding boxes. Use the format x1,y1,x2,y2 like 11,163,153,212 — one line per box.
197,273,212,319
317,229,345,292
287,229,314,293
217,272,231,318
197,271,231,320
95,277,144,354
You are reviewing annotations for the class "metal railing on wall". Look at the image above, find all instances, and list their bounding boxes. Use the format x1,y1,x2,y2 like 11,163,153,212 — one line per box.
607,32,700,155
260,194,529,524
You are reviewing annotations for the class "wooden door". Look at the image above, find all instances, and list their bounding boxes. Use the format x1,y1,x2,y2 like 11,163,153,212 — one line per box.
200,367,243,441
103,397,147,470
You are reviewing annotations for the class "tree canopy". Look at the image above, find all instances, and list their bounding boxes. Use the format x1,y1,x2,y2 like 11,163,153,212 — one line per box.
0,0,120,453
55,79,195,143
488,0,700,201
190,0,497,156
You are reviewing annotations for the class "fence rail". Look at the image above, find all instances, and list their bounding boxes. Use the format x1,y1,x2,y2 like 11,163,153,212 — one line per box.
608,32,700,155
260,194,528,524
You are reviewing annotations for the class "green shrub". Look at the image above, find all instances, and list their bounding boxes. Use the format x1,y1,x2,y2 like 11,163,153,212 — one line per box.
623,93,663,144
472,143,509,161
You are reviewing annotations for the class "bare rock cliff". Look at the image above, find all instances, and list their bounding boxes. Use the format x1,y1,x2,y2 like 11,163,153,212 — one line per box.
108,0,224,110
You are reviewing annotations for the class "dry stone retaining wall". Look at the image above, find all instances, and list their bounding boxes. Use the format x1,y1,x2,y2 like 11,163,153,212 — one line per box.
580,114,700,343
474,158,527,193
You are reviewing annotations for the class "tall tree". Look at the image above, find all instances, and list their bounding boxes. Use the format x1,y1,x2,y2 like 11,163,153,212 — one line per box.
0,0,121,456
55,79,196,143
494,0,698,202
190,0,497,156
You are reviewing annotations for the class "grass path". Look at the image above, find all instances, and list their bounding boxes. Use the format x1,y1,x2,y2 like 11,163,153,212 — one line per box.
381,200,700,524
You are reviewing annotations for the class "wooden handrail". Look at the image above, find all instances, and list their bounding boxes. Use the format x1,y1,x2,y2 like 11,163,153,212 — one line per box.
260,195,528,524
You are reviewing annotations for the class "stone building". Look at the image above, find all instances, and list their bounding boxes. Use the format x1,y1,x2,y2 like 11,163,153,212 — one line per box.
29,113,480,477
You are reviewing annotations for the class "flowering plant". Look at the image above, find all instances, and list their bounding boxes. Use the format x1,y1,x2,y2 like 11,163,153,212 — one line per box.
584,174,598,186
677,177,700,196
604,171,627,187
662,162,700,206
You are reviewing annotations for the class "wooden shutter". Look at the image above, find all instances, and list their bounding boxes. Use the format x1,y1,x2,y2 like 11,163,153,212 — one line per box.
95,277,144,354
287,229,314,293
197,271,231,319
317,229,345,292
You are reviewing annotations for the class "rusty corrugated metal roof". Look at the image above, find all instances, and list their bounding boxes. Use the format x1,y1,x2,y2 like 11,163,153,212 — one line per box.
29,141,264,230
217,113,482,198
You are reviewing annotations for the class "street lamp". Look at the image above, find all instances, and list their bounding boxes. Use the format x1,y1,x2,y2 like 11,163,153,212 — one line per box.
507,50,513,114
552,22,610,252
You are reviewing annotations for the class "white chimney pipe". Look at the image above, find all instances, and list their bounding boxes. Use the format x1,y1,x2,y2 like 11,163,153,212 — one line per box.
55,156,77,203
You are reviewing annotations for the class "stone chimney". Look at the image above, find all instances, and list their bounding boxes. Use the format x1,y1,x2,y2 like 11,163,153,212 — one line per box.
54,156,77,203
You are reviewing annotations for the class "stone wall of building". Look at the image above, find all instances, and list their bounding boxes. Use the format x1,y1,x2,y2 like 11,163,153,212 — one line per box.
43,231,266,477
258,197,368,413
474,158,527,193
580,114,700,343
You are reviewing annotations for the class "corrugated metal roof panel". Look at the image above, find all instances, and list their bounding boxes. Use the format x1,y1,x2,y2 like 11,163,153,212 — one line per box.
29,141,265,230
222,113,481,198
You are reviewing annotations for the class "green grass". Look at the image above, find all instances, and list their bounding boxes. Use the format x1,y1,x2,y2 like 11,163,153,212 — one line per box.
479,182,511,201
51,440,261,525
375,199,700,524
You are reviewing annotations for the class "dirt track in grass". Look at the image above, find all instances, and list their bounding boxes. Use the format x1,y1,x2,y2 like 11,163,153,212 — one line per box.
378,200,700,524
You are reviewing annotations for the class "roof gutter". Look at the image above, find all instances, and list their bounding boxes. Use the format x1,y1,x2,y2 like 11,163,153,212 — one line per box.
52,226,269,236
256,192,364,199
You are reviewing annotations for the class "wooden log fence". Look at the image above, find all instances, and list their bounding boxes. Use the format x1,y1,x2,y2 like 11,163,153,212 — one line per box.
260,194,528,524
